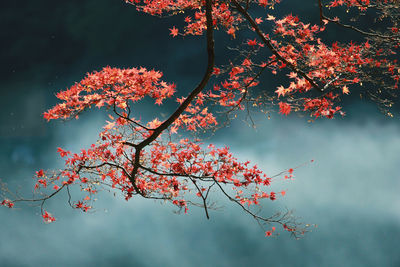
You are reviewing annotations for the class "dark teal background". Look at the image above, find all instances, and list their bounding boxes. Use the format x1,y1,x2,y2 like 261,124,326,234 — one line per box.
1,1,400,266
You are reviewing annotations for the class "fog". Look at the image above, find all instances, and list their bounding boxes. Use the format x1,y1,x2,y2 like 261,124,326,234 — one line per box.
1,103,399,266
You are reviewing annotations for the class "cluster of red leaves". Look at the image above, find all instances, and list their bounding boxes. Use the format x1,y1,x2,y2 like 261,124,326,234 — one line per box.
42,210,56,223
206,63,260,108
328,0,399,8
0,199,14,208
329,0,371,7
265,226,276,236
43,66,176,121
175,94,218,132
266,15,369,117
130,0,279,38
265,12,397,117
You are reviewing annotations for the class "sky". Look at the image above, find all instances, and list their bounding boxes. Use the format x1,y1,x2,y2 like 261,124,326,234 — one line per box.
1,1,400,266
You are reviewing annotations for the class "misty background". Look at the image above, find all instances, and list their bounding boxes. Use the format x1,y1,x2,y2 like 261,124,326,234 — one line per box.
1,1,399,266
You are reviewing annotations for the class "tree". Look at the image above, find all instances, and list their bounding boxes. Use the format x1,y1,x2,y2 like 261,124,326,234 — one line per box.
1,0,399,238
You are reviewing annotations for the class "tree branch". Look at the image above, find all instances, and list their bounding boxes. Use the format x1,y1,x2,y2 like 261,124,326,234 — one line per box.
128,0,215,191
231,0,323,92
318,0,398,40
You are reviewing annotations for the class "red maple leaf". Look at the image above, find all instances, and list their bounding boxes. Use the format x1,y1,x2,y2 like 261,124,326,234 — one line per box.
169,26,178,37
279,102,292,115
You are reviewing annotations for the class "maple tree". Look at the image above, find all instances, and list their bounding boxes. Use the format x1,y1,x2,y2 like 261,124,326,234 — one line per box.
1,0,399,238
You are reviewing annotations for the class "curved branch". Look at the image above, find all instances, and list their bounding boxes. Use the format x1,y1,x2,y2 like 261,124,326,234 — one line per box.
128,0,215,189
211,177,304,237
188,176,210,219
227,59,278,113
11,184,67,204
318,0,398,40
139,164,214,180
137,0,215,150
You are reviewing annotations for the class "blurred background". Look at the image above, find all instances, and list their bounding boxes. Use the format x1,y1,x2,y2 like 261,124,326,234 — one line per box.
0,1,399,266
